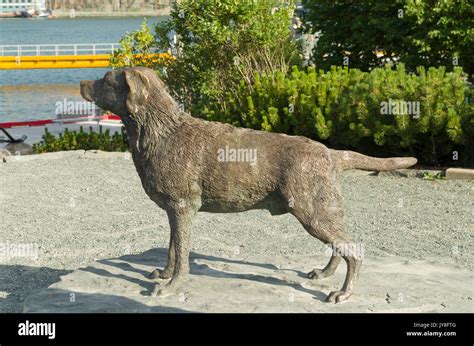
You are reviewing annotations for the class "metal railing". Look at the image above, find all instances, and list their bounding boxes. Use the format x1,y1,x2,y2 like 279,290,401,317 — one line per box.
0,43,121,57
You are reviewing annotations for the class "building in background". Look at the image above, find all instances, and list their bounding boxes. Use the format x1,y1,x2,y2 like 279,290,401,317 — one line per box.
0,0,46,13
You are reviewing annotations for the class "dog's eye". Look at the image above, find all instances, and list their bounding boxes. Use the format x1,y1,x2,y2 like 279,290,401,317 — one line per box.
104,74,117,88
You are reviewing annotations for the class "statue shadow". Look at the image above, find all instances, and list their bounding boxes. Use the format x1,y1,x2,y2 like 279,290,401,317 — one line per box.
0,264,72,313
84,248,328,302
2,248,329,312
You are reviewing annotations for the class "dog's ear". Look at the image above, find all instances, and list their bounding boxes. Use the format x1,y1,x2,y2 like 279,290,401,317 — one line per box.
124,69,150,114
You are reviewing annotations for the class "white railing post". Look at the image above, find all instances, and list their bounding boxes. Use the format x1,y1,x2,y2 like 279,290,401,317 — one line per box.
0,43,121,57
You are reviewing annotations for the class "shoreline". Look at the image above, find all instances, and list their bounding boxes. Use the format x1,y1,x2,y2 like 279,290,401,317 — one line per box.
51,9,170,18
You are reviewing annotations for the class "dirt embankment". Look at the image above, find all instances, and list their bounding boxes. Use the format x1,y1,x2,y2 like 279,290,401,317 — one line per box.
47,0,171,16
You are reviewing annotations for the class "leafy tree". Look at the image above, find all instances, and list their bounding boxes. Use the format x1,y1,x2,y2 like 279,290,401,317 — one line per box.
301,0,473,78
109,20,173,69
110,0,302,117
402,0,473,77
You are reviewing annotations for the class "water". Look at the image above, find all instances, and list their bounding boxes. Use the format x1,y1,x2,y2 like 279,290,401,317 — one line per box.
0,17,166,122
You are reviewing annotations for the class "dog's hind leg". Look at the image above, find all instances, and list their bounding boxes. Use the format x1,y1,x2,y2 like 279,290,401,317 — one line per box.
300,218,361,303
149,217,176,280
308,246,341,279
325,242,362,303
286,182,362,303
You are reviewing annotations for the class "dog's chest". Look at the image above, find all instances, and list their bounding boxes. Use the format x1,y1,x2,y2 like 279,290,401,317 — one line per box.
133,154,161,191
131,149,198,204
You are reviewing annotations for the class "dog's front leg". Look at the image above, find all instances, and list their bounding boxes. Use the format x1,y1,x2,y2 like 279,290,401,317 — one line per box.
149,212,176,280
151,204,196,297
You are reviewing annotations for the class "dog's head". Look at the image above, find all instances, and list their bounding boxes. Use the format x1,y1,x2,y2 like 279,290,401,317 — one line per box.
80,67,158,118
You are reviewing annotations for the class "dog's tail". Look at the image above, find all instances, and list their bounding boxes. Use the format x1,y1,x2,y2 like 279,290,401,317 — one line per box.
330,149,417,172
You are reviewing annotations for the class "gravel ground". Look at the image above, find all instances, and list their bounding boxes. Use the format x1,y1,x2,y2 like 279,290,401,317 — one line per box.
0,150,472,312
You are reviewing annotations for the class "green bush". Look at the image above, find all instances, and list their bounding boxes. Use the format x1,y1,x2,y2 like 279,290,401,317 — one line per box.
33,126,129,153
204,64,473,166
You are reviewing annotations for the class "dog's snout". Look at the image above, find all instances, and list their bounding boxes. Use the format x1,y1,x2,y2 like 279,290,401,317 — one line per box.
80,80,95,102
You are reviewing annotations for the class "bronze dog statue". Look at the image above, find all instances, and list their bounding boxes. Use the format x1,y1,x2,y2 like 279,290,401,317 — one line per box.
81,67,417,303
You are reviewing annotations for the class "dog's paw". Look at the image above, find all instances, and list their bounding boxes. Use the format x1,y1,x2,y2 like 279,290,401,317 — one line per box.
149,283,178,298
325,290,351,304
148,268,172,280
307,269,326,280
